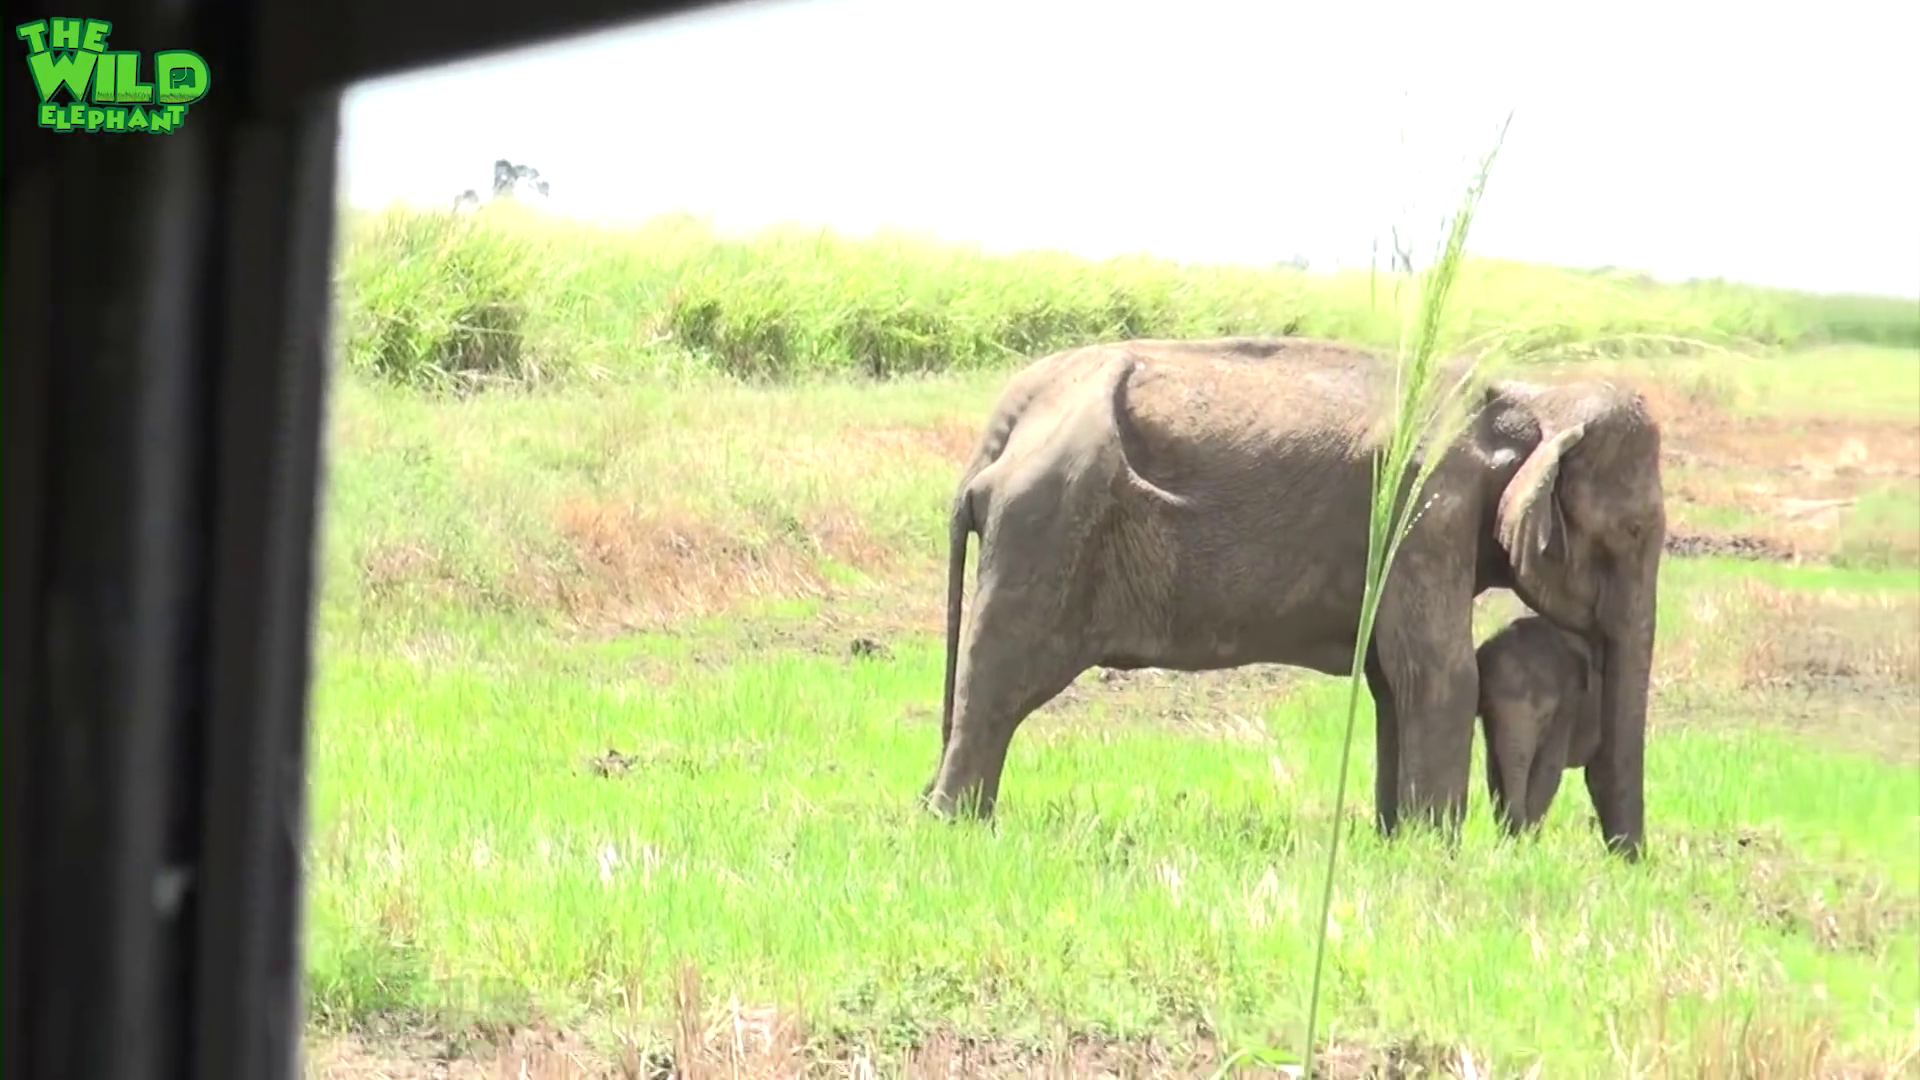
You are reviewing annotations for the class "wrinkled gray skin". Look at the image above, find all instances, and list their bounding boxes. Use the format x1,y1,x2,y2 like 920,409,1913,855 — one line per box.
921,336,1667,860
1476,614,1603,834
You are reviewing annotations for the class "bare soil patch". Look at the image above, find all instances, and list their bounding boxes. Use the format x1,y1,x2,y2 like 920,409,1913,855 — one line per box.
1631,373,1919,564
303,1020,1519,1079
1633,374,1918,471
306,1019,1916,1079
1663,417,1918,486
1030,665,1301,743
880,663,1302,746
308,1026,615,1079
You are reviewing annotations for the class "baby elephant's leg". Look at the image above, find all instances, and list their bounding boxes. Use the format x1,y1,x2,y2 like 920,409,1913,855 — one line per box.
1482,714,1512,824
1522,699,1578,826
1485,704,1539,836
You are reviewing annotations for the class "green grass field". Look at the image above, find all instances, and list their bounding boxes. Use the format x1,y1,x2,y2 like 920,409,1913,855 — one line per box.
303,206,1920,1079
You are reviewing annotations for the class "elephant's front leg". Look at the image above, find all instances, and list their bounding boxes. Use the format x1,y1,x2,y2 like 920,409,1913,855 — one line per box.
1374,624,1480,839
1364,651,1402,836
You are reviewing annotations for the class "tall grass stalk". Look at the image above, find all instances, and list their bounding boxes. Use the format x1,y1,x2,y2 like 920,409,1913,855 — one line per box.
1298,112,1515,1079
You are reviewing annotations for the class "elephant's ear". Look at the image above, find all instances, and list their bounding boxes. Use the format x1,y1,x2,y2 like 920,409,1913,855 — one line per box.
1496,423,1587,584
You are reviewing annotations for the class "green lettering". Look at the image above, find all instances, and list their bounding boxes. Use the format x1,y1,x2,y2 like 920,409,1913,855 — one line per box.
80,19,110,51
126,106,149,130
92,49,116,101
111,51,149,102
147,106,173,134
153,50,209,105
84,106,106,132
104,107,126,131
14,20,49,53
26,47,97,103
37,102,57,127
48,17,81,49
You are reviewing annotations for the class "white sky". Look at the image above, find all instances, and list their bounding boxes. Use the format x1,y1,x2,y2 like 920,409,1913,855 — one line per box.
338,0,1920,298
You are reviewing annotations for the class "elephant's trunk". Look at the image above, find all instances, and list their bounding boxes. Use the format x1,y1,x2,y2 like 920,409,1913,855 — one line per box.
1586,547,1660,861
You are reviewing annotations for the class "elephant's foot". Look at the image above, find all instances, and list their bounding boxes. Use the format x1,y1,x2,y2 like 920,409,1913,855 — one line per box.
1492,806,1531,839
921,781,996,821
1372,808,1399,839
1601,829,1646,864
1388,795,1471,847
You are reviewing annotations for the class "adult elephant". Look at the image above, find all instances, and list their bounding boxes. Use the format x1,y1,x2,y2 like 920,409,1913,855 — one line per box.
920,336,1666,860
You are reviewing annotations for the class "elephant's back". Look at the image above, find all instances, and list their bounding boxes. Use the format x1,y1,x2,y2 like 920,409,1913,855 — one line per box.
1108,339,1391,493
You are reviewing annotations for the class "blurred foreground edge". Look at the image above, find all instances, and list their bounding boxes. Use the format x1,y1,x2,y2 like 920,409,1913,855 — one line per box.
2,0,726,1077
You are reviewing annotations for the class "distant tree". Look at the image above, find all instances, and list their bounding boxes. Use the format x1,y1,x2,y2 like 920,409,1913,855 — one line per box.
451,159,551,212
490,158,550,200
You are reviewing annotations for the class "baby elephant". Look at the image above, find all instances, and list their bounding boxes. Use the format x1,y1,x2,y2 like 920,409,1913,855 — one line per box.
1476,614,1603,834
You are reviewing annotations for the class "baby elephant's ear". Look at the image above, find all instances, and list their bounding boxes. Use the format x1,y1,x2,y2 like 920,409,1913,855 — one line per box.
1496,423,1587,585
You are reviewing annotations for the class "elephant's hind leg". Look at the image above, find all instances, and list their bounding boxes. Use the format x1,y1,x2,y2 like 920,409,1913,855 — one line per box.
924,579,1087,820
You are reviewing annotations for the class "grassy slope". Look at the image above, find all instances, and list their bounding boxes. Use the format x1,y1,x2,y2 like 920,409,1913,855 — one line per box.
333,204,1920,389
306,208,1920,1077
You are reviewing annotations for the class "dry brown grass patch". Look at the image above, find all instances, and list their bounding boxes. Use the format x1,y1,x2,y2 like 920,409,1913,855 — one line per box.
836,417,979,467
1747,861,1920,959
301,957,1920,1079
1667,417,1919,484
1648,579,1920,759
307,1027,613,1079
305,1022,1920,1080
1630,369,1920,488
804,502,899,572
358,539,476,608
534,498,895,633
1735,583,1920,696
777,419,978,488
1643,1012,1920,1080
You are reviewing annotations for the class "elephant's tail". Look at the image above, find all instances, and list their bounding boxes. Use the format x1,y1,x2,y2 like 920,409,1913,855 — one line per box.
938,489,974,753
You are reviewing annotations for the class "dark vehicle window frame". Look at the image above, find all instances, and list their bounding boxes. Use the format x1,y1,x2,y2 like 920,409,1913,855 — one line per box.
3,2,726,1076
